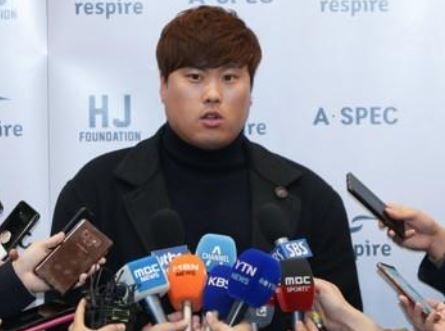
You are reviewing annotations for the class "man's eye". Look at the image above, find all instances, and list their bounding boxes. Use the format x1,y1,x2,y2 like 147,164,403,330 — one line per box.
223,74,238,82
186,73,202,81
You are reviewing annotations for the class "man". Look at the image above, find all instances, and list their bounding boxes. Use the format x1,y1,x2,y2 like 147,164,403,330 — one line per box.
51,5,362,329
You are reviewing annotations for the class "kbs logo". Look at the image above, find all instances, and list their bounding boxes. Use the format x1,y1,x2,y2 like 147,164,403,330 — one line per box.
74,0,144,20
0,97,24,138
207,276,228,289
0,0,18,21
78,94,142,143
350,215,392,259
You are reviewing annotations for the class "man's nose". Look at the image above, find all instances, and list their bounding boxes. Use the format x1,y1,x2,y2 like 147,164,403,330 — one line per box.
203,79,222,104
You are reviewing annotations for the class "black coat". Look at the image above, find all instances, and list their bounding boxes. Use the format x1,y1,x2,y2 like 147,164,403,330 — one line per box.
418,255,445,295
0,261,34,318
51,128,362,328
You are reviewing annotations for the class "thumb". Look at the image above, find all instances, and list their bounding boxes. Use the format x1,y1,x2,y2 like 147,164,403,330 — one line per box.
206,312,227,331
44,232,65,249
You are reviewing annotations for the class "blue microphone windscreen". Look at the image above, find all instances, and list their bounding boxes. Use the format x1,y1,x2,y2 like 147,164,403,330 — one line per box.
127,256,168,292
203,265,234,319
228,248,281,308
195,234,237,270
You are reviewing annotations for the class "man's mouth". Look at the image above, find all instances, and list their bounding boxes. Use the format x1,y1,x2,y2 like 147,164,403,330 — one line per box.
200,112,224,127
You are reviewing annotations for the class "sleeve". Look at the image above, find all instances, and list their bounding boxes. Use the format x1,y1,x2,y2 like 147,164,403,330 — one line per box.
308,191,363,310
0,261,35,318
418,254,445,295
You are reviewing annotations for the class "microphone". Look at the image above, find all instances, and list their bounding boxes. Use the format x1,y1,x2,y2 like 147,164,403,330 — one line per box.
276,258,315,327
0,199,3,214
149,208,190,271
116,255,169,323
257,203,313,260
196,233,237,270
225,248,281,326
168,254,207,331
202,264,234,320
245,303,275,331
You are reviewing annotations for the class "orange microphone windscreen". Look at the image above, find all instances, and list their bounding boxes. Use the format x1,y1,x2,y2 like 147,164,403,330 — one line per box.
167,254,207,311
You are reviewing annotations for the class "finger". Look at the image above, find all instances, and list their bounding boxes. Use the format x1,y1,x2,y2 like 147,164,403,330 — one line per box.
98,323,126,331
167,311,183,322
192,315,201,331
206,311,228,331
8,249,19,260
45,232,65,249
73,298,87,327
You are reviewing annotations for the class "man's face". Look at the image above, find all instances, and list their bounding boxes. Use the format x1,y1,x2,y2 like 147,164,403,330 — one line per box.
160,65,252,150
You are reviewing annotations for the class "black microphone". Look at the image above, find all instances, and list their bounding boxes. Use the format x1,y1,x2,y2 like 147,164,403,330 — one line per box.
256,203,291,246
0,199,3,215
150,208,186,249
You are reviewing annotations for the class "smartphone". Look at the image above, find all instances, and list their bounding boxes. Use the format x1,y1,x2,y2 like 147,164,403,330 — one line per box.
34,208,113,294
346,172,405,238
0,201,40,260
0,301,75,331
377,262,433,315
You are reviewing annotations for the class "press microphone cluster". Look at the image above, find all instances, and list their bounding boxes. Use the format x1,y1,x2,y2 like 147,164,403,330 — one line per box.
88,205,319,331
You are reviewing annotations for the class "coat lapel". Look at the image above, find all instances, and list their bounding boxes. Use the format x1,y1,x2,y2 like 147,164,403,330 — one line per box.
247,142,303,251
113,131,172,253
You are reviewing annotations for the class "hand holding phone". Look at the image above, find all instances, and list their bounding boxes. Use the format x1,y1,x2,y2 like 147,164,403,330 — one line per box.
377,262,433,315
0,201,40,260
346,172,405,238
34,208,113,294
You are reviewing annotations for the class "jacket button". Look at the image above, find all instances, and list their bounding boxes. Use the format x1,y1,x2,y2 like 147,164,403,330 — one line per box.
275,186,288,199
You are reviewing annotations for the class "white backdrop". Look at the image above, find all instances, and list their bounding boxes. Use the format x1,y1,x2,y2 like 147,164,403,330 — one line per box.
2,0,445,328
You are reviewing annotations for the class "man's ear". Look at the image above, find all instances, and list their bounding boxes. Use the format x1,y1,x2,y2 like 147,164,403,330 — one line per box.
160,75,168,104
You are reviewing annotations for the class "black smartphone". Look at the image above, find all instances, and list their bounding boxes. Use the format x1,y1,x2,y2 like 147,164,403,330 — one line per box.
0,201,40,260
346,172,405,238
0,301,75,331
377,262,433,315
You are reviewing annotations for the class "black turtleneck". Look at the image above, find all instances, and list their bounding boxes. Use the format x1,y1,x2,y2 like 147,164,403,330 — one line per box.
160,124,252,253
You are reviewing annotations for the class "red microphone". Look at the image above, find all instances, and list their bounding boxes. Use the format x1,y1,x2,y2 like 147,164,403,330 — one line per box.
167,254,207,331
276,258,315,329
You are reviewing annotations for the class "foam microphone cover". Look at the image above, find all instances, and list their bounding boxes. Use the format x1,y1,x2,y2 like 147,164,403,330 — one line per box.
203,264,234,319
276,258,315,312
167,254,207,311
196,233,237,270
228,248,281,308
150,209,185,248
256,203,291,244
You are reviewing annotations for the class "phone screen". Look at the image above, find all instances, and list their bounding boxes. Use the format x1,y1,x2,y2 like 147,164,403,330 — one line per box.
0,201,40,257
346,172,405,238
377,262,432,315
